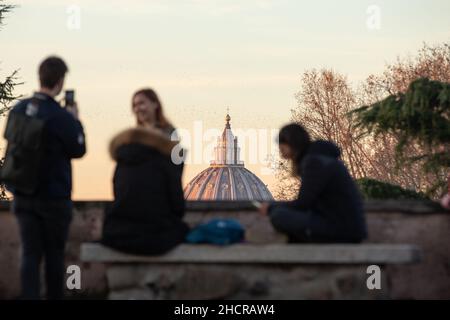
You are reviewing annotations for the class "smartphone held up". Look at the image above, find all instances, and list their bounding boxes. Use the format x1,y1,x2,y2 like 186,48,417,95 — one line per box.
64,89,75,108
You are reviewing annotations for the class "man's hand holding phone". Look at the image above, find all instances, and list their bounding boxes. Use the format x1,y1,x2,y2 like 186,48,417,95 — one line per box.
66,102,79,120
64,89,79,120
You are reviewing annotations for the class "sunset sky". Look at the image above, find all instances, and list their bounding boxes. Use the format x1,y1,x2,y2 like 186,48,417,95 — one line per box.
1,0,449,200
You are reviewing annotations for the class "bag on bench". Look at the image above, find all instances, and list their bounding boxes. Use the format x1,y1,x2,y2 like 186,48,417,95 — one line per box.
186,218,245,245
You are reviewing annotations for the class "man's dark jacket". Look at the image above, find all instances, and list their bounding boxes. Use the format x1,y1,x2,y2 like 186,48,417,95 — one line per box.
270,140,367,242
101,127,189,255
7,92,86,198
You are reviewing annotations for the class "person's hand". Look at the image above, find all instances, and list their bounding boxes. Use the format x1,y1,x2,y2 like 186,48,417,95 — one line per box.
258,202,270,216
441,194,450,210
66,102,79,120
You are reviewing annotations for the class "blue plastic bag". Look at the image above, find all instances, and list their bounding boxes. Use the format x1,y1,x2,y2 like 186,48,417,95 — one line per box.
186,218,245,245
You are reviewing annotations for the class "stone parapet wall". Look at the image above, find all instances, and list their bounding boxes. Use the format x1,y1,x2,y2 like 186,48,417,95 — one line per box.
0,200,448,299
107,264,389,300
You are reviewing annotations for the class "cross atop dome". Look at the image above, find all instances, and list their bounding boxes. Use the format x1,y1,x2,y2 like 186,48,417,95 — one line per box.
225,107,231,129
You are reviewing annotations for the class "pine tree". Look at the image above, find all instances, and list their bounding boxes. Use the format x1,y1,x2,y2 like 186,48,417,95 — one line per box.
351,78,450,196
0,1,21,200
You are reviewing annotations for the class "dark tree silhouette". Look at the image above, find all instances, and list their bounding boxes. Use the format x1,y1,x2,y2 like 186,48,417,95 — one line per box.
0,1,21,200
352,78,450,196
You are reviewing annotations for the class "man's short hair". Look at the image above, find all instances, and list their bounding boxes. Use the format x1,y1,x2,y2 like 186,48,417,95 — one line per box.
38,56,68,89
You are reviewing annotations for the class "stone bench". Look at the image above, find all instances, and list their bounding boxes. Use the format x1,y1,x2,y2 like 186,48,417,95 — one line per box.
80,243,421,300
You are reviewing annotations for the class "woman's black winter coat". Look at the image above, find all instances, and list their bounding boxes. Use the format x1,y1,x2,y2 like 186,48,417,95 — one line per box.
101,127,189,255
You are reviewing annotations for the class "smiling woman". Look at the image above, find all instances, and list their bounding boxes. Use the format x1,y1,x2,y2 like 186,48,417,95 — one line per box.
131,88,174,136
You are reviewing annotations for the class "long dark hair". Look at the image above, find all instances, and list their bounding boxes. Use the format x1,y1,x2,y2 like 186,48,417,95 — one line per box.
278,123,311,176
132,88,172,129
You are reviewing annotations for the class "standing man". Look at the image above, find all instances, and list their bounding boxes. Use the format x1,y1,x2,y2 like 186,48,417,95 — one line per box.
2,56,86,299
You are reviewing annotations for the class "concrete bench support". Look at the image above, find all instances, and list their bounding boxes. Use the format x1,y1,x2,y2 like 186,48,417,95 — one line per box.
81,243,421,300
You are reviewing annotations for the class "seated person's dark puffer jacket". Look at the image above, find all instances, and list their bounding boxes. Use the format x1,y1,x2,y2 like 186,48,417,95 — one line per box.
269,140,368,243
101,127,189,255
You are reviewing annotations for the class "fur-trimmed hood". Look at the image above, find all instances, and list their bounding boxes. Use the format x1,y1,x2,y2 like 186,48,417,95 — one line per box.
109,127,178,162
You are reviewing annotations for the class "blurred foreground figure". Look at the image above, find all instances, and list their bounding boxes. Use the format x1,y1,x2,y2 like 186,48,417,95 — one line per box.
258,123,367,243
101,88,189,255
1,56,86,299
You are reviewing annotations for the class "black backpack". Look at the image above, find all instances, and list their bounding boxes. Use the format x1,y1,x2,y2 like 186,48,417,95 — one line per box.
0,98,46,194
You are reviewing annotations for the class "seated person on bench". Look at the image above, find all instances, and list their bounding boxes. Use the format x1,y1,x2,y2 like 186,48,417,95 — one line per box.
258,123,367,243
101,88,189,255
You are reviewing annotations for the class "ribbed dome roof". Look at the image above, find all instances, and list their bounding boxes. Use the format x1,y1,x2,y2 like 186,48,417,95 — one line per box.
184,165,273,201
184,112,273,201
